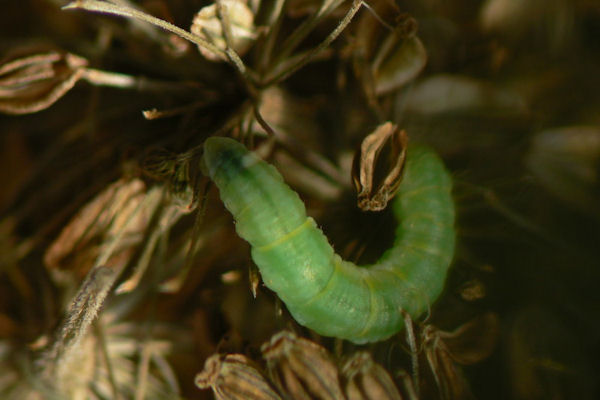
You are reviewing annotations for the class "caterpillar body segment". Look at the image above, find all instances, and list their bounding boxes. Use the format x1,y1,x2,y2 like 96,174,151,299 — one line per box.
203,137,455,343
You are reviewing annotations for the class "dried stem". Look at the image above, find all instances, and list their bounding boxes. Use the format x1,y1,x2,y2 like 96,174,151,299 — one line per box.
40,266,117,383
263,0,363,86
271,0,346,65
63,1,230,66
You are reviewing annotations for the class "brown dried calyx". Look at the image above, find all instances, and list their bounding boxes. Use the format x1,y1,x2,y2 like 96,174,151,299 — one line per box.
352,122,408,212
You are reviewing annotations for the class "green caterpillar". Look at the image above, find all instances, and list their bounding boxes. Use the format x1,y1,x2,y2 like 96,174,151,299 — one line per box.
204,137,455,344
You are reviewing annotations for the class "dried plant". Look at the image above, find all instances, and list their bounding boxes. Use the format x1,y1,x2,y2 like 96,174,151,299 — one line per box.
1,0,599,399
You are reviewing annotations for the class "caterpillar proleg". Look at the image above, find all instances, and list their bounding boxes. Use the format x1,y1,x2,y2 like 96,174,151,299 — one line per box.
203,137,455,343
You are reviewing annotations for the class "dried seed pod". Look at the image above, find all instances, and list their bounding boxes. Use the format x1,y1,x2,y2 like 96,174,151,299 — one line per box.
43,179,145,274
342,352,403,400
261,331,344,400
191,0,256,62
195,353,282,400
0,51,88,114
353,5,425,97
351,122,408,211
43,178,189,291
372,26,427,95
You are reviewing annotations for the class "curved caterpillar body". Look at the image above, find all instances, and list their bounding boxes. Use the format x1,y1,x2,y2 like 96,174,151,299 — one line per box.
204,137,455,343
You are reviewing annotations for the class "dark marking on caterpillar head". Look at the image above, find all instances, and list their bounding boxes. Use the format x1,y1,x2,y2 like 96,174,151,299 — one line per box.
204,137,249,181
